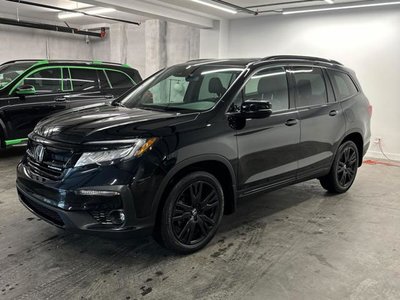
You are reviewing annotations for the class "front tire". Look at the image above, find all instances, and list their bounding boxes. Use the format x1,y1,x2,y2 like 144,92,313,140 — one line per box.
319,141,359,194
156,171,224,254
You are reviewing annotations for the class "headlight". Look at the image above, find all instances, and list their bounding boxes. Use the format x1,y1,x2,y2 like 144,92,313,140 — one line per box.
74,138,157,167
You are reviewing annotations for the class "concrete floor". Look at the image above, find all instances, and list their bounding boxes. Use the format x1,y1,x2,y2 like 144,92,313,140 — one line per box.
0,147,400,300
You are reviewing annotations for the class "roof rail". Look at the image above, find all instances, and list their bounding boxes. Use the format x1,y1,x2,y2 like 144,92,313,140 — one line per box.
262,55,343,66
1,59,41,65
1,59,130,67
46,59,127,67
186,58,214,63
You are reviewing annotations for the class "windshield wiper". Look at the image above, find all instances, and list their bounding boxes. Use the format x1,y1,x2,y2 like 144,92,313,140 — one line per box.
112,100,125,108
138,105,195,113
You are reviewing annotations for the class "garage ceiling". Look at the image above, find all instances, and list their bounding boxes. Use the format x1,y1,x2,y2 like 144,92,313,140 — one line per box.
0,0,148,25
0,0,381,28
160,0,368,17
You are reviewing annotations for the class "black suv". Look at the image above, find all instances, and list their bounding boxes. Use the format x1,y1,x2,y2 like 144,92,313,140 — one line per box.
16,56,371,253
0,59,141,148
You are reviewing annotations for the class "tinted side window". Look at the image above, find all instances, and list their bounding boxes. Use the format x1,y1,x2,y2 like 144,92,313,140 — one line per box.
22,68,62,93
292,67,327,107
328,70,358,100
106,70,133,89
198,72,236,101
70,68,99,92
241,67,289,112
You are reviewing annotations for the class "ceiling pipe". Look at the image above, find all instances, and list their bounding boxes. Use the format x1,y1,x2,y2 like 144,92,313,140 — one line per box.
5,0,140,26
245,0,319,9
0,17,103,37
210,0,258,15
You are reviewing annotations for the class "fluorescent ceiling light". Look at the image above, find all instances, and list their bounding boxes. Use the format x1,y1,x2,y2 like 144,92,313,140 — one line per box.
58,12,84,19
324,0,335,4
85,8,116,15
283,1,400,15
191,0,237,14
58,7,116,19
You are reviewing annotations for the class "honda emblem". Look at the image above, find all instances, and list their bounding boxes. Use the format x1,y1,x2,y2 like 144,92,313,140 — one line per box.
34,144,45,163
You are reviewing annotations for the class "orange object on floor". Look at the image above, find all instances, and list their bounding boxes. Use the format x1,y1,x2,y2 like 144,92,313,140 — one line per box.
363,159,400,167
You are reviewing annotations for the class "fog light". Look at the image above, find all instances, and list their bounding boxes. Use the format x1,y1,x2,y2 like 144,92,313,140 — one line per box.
76,190,120,196
109,210,125,225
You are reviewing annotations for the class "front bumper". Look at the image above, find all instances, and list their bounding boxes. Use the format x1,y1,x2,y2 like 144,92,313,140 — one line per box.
16,162,154,239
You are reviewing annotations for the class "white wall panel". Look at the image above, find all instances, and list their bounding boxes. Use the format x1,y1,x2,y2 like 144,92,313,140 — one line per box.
203,8,400,160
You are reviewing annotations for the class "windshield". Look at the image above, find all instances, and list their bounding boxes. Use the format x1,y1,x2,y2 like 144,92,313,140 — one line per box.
120,65,244,112
0,62,36,89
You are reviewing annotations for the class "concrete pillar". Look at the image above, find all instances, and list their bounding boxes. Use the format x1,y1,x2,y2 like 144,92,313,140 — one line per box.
166,22,200,66
145,19,167,77
109,23,128,64
218,19,230,58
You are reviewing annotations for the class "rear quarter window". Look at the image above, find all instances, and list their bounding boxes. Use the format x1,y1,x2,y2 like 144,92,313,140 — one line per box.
106,70,134,89
328,70,358,100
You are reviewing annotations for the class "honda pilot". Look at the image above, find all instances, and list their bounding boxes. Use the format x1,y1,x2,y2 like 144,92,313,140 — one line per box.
16,56,371,253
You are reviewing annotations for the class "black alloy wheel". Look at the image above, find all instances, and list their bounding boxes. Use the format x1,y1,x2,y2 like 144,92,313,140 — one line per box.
320,140,359,193
157,171,224,254
336,144,358,188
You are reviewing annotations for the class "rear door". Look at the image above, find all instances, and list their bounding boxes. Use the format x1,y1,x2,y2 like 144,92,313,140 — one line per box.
288,66,346,178
3,67,68,140
65,67,110,108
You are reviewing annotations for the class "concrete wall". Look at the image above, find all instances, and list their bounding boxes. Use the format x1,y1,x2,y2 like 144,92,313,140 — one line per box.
0,24,93,62
200,8,400,160
0,19,200,79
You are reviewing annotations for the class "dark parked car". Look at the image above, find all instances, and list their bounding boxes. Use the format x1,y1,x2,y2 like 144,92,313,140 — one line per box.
0,59,141,148
16,56,371,253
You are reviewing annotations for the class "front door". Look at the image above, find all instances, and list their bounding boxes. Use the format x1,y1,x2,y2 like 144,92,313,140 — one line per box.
3,67,67,140
233,67,300,194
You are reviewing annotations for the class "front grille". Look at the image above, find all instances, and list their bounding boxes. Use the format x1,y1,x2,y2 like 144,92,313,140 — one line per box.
19,191,64,226
27,157,63,180
26,139,76,181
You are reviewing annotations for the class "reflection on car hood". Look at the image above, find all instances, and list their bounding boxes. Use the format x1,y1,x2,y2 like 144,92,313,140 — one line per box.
34,104,199,144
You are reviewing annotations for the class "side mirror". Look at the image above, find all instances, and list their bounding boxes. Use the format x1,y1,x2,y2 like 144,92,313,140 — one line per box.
16,84,36,96
241,100,272,119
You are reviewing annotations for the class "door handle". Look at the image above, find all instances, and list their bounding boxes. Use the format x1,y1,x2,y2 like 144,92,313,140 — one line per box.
285,119,298,126
54,96,66,102
329,110,338,116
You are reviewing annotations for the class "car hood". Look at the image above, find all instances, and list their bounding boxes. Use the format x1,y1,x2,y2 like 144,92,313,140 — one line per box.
34,104,199,144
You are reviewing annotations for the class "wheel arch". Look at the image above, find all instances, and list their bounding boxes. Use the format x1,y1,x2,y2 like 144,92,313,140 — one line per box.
0,117,6,148
152,155,238,224
339,130,364,166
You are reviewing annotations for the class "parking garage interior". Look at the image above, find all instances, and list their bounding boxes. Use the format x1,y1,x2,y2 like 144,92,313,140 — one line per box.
1,1,400,299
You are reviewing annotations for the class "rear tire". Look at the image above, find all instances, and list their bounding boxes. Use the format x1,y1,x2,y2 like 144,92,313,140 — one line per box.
319,140,359,194
155,171,224,254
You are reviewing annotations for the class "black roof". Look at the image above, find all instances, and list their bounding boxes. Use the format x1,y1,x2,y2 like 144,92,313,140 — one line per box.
1,59,134,69
184,58,259,67
184,55,343,68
